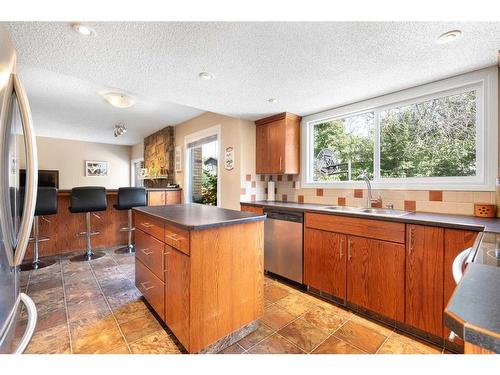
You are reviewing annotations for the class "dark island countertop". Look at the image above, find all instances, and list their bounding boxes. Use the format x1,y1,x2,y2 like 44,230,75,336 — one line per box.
133,203,266,231
444,232,500,353
241,200,500,233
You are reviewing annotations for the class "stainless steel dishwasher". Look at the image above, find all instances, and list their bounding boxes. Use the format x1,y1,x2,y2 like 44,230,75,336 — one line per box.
264,209,303,283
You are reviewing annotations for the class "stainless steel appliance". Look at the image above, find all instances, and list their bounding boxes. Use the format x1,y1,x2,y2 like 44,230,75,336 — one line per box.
0,26,38,354
264,209,303,283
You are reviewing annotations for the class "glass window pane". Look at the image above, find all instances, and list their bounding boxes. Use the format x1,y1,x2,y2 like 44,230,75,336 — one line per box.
312,112,374,182
380,90,476,178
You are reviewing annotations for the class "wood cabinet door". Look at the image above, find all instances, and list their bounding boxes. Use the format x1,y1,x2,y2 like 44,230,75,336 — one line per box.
267,119,285,174
165,190,181,204
240,204,264,215
148,191,165,206
304,228,347,300
443,229,477,344
165,246,190,350
405,224,444,337
255,124,269,174
347,235,405,322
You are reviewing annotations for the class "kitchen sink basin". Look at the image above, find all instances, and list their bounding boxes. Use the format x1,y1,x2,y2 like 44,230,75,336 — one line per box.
322,206,409,217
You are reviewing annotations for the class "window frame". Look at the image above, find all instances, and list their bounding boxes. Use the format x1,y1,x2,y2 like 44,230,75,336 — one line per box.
301,67,498,191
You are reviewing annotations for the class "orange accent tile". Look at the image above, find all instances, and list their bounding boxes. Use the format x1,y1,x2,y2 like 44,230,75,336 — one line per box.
354,189,363,198
298,195,304,204
246,174,251,181
275,188,278,194
429,191,443,201
251,181,256,188
265,188,268,194
292,182,296,188
371,200,382,208
251,194,256,201
241,188,246,195
338,197,346,206
269,175,273,181
260,175,266,182
404,200,416,211
287,175,294,182
316,189,324,197
282,194,287,202
277,175,283,182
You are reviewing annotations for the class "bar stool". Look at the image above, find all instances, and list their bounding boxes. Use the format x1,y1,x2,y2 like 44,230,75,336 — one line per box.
69,186,107,262
114,187,147,254
20,187,58,271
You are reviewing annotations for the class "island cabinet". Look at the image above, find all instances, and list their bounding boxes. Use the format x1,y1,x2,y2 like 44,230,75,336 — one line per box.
133,206,264,353
240,204,265,215
255,112,301,174
304,213,406,322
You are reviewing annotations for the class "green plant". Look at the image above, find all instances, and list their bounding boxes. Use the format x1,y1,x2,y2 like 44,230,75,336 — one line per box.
201,169,217,205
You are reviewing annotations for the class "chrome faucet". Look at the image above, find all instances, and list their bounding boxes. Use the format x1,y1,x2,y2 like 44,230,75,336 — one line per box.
359,172,381,209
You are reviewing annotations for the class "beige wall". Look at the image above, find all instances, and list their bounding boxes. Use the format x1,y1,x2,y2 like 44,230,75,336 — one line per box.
174,112,255,210
131,142,144,160
18,136,131,189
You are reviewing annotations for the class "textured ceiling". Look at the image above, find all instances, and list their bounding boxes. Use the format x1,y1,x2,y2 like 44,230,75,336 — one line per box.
4,22,500,145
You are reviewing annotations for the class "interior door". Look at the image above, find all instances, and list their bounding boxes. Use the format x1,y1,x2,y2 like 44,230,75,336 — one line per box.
304,228,346,300
347,235,405,322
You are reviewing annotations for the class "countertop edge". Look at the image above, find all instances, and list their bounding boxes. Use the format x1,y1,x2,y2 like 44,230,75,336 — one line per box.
241,201,494,232
133,206,266,231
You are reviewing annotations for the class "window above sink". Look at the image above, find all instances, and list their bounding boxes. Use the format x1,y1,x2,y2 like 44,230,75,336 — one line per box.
301,67,498,191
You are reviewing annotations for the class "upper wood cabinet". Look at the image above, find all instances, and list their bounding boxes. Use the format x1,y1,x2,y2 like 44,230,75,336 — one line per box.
255,112,301,174
347,235,405,322
405,224,444,338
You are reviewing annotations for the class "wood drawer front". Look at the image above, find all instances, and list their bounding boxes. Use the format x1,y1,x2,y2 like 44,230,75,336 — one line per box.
135,229,165,281
135,212,165,241
240,204,264,215
305,213,405,244
135,258,165,319
165,223,190,255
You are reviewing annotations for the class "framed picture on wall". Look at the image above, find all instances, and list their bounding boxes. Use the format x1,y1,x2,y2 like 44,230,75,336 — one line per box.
85,160,108,177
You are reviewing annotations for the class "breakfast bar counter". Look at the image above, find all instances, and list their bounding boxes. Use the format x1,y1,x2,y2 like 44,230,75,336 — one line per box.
132,204,266,353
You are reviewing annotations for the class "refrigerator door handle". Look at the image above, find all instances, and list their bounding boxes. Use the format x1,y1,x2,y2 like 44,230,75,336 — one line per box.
12,74,38,267
13,293,37,354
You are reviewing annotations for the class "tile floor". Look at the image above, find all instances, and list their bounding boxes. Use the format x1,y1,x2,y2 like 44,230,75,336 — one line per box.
20,248,445,354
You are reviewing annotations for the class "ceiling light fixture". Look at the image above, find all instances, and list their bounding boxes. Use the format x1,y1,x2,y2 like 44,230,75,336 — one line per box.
436,30,462,44
102,92,135,108
198,72,214,80
71,23,96,36
267,98,278,103
113,122,127,137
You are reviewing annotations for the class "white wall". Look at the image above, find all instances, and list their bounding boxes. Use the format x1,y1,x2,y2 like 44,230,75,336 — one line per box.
17,135,132,189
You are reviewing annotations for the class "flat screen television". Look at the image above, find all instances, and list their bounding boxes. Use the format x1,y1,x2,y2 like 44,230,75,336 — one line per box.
20,169,59,189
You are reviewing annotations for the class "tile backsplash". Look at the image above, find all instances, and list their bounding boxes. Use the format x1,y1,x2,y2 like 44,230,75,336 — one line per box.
240,174,497,216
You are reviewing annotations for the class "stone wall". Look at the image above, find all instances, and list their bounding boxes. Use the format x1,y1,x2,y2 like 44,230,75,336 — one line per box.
143,126,175,188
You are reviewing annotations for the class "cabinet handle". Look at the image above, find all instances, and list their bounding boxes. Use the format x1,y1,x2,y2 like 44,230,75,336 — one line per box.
347,240,352,261
279,157,282,172
409,226,415,255
339,238,344,259
140,248,152,256
166,234,179,242
141,222,152,228
140,281,155,291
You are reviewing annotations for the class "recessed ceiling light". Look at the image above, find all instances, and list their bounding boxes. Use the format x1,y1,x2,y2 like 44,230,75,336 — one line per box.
436,30,462,44
267,98,278,103
101,92,135,108
71,23,96,36
198,72,214,80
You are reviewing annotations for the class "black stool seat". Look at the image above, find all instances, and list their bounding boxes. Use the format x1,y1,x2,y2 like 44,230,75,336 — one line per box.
35,187,58,216
69,186,107,213
113,187,147,210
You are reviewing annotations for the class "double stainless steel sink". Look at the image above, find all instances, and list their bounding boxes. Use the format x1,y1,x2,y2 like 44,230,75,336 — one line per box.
322,205,410,217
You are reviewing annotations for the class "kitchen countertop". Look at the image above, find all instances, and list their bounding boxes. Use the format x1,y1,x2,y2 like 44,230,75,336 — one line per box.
134,203,266,231
241,200,500,233
444,232,500,353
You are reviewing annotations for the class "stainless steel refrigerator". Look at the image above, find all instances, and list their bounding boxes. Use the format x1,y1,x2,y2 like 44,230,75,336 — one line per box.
0,26,39,354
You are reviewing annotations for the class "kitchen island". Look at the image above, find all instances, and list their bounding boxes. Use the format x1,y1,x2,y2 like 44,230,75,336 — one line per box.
132,204,266,353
